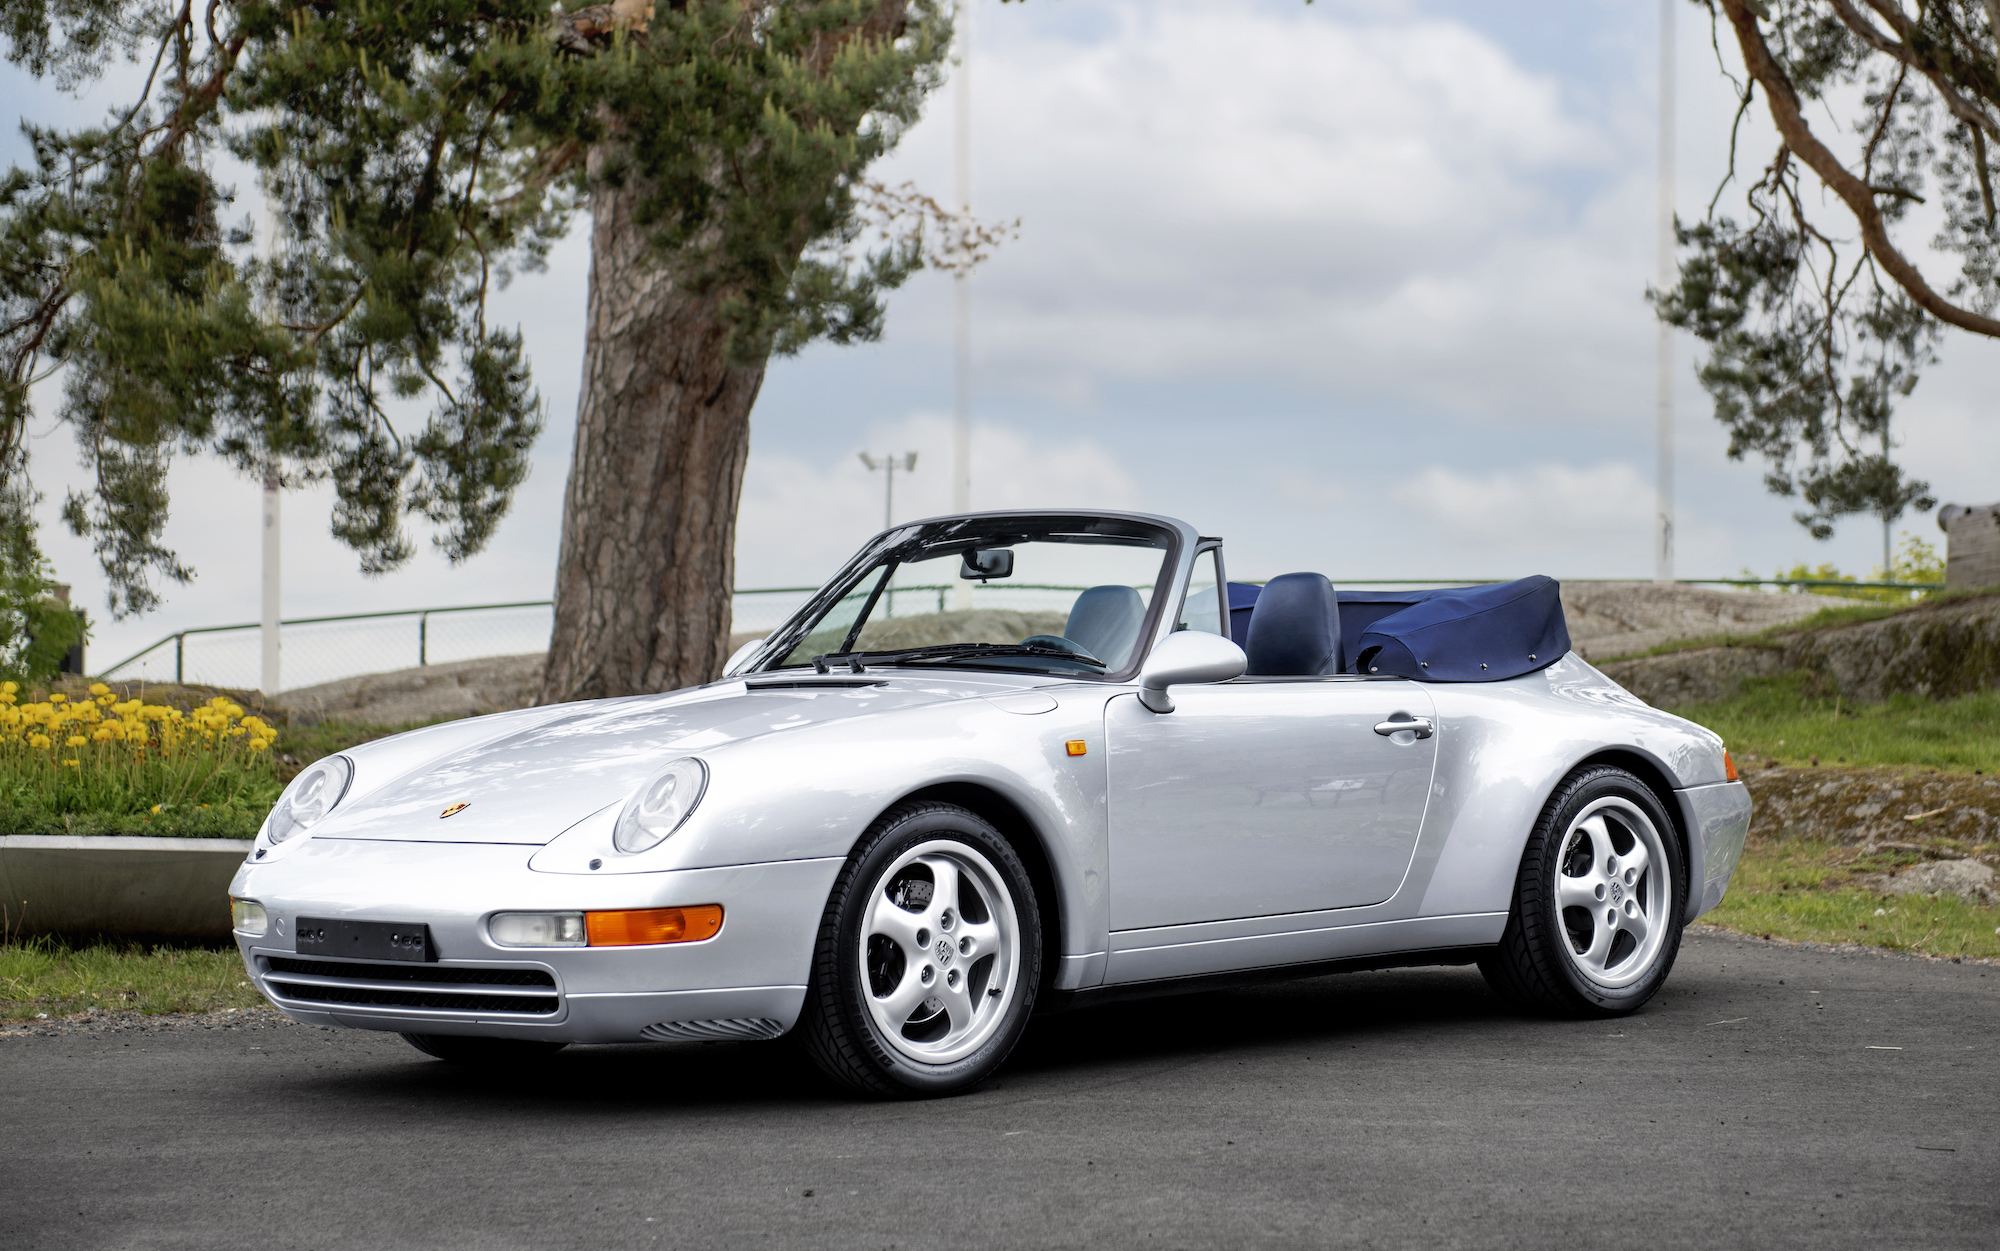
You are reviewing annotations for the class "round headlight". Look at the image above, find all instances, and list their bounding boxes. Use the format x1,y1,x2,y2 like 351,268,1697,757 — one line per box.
613,757,708,854
266,754,354,845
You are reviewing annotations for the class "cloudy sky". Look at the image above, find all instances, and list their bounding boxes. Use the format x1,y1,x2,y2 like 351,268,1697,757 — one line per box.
9,0,2000,672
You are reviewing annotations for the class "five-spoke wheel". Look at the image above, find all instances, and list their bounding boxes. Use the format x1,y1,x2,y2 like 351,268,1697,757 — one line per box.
1552,797,1671,989
860,841,1022,1065
1480,765,1687,1016
800,802,1041,1096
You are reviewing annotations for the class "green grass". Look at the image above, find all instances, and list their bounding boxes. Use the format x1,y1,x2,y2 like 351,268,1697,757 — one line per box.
0,937,267,1021
276,716,455,782
1707,837,2000,960
1668,673,2000,773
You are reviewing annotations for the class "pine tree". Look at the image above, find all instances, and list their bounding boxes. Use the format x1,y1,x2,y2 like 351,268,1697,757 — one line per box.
0,0,978,695
1660,1,2000,539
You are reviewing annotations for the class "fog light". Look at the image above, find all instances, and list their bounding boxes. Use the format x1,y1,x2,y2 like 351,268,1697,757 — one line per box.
230,899,268,937
489,912,587,947
585,905,724,947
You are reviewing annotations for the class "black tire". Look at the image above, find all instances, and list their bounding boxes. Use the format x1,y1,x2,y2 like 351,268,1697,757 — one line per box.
1479,764,1688,1017
799,801,1043,1098
399,1033,569,1066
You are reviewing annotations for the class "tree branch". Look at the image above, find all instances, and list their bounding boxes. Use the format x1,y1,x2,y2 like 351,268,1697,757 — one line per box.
1723,0,2000,337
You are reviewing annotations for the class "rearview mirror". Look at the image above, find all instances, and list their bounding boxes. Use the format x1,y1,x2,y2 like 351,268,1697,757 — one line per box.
959,549,1014,582
1137,631,1246,713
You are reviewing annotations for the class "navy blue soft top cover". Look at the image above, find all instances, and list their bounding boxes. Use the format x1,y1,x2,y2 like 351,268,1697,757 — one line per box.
1229,577,1570,682
1348,576,1569,681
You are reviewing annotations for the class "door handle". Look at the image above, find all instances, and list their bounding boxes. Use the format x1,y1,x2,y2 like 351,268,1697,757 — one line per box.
1374,715,1434,740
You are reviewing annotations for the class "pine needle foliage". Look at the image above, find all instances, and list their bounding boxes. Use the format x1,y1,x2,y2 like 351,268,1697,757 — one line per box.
0,0,954,616
1659,1,2000,541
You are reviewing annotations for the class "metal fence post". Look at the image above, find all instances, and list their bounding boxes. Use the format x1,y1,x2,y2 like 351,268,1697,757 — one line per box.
419,612,428,666
174,633,184,684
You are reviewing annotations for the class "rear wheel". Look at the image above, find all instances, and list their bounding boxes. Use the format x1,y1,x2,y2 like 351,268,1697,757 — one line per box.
1479,765,1687,1017
399,1033,568,1067
799,801,1042,1098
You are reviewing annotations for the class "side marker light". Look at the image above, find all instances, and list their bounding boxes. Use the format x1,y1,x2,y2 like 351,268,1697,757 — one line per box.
1724,751,1739,782
1066,740,1087,757
586,905,724,947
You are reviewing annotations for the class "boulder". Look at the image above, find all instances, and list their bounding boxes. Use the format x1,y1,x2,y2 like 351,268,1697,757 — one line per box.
1881,858,1998,905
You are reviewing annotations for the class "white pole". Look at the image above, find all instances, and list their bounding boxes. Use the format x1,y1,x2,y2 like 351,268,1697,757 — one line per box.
1654,0,1676,586
261,473,281,694
951,1,974,610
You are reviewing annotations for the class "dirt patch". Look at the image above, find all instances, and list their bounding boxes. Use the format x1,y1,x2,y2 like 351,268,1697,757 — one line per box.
1741,764,2000,852
0,1005,295,1039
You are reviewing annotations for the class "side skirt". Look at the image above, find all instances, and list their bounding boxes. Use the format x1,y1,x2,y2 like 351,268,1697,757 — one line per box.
1033,945,1493,1016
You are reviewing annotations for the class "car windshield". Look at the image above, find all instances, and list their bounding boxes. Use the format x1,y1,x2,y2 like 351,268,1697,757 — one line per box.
762,516,1177,678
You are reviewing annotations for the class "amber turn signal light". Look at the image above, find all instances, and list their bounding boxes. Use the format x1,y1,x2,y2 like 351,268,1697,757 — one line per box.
585,905,723,947
1723,751,1739,782
1065,740,1087,756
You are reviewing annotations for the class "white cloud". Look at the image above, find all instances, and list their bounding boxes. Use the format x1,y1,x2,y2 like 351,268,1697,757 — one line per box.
1393,460,1653,551
733,413,1141,587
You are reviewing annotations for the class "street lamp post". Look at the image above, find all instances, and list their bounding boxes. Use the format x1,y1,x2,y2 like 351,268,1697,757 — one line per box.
859,451,919,531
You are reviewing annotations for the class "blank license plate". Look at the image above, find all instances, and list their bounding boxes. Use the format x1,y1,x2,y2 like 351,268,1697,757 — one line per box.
295,918,434,963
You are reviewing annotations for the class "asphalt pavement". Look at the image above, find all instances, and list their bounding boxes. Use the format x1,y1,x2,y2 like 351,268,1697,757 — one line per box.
2,929,1995,1250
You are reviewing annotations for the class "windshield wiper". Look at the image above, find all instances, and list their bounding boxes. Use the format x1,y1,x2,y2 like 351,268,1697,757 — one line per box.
811,642,1106,673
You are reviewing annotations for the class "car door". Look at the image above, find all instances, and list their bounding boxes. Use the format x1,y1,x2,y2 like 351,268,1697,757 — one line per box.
1104,677,1439,931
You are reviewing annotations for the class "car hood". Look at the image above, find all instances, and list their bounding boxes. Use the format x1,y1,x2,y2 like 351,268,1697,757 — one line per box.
311,676,1012,845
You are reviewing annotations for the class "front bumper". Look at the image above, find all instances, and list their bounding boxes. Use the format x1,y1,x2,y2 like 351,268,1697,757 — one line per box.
228,837,842,1043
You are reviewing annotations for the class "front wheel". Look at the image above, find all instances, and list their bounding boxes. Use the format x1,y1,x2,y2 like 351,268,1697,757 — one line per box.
799,801,1042,1098
1479,765,1687,1017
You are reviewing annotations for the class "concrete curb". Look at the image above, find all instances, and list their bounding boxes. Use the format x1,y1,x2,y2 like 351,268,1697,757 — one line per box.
0,835,251,939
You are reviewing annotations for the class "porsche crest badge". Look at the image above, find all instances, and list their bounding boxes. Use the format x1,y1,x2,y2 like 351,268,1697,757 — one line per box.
439,802,470,819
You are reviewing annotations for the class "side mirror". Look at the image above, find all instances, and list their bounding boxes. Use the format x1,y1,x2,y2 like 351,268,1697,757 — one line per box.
1136,631,1246,713
959,548,1014,582
722,636,767,677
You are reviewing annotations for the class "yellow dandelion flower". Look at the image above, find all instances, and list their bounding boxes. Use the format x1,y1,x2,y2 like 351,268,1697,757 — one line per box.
88,683,110,696
47,693,65,704
0,680,16,694
64,734,87,748
150,804,162,814
28,733,50,748
91,727,114,742
61,758,78,767
248,737,270,751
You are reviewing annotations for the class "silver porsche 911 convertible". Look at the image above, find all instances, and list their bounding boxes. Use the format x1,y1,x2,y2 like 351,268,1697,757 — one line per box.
229,510,1750,1096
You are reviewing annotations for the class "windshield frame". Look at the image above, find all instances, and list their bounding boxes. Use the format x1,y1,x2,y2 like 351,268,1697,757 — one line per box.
742,511,1194,682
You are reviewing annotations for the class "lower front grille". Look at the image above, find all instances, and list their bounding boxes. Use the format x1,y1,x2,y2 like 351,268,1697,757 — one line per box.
261,956,560,1016
266,957,555,988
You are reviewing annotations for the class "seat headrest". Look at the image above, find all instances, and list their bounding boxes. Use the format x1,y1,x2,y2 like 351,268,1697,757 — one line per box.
1065,585,1148,668
1244,573,1342,676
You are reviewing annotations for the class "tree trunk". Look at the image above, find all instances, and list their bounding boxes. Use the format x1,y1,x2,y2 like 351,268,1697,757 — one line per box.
538,175,766,703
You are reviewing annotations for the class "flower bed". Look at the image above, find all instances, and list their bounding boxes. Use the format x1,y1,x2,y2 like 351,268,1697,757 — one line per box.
0,682,279,840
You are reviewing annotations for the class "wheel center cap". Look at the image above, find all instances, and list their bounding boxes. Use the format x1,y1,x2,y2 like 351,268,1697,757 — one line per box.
935,937,954,965
1609,880,1624,905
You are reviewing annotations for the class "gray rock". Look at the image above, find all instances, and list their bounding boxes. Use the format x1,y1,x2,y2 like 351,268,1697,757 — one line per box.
1881,858,1998,905
1562,583,1870,662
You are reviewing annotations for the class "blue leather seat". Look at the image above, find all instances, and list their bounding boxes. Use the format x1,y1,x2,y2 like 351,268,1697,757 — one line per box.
1065,585,1148,668
1243,573,1342,676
